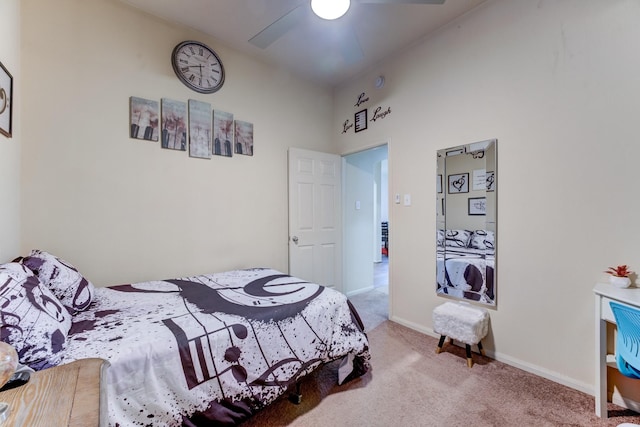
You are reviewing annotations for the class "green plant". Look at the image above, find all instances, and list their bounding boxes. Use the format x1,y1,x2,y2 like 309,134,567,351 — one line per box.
605,265,634,277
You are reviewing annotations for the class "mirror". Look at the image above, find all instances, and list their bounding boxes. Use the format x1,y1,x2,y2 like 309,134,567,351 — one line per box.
436,139,496,306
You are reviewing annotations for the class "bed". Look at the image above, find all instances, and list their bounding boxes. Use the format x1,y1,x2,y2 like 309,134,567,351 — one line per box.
0,250,371,426
436,229,495,304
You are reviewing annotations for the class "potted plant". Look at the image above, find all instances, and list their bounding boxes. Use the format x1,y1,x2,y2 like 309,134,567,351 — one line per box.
605,265,634,288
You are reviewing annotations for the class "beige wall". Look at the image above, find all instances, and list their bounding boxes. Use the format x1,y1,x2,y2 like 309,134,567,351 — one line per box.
19,0,333,286
334,0,640,394
0,0,21,262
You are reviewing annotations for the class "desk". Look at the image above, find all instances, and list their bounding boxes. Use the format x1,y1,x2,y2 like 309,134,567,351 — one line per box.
0,358,109,426
594,282,640,418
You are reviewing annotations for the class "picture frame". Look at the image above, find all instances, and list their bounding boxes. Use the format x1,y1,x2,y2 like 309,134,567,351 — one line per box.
161,98,187,151
213,110,234,157
448,173,469,194
129,96,159,141
188,99,212,159
234,120,254,156
437,174,443,194
472,169,486,191
486,170,495,192
355,109,367,133
0,61,14,138
468,197,486,216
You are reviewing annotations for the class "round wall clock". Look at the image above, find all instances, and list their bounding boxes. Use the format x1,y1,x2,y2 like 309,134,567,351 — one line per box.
171,40,225,94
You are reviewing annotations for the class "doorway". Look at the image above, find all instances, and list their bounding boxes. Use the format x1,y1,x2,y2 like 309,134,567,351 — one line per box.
342,144,389,330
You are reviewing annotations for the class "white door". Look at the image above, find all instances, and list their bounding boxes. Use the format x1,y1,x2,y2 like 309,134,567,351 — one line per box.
288,148,342,290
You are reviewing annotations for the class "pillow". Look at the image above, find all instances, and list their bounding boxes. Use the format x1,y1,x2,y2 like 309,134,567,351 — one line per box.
469,230,495,251
22,250,95,314
0,263,71,370
445,229,472,248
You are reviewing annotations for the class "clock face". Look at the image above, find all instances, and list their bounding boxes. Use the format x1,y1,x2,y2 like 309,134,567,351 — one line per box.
171,41,225,94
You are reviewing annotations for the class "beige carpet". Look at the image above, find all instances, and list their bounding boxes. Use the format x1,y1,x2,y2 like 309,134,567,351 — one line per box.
241,318,640,427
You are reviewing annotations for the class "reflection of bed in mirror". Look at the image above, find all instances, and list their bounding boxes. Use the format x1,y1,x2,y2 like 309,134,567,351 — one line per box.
437,229,494,304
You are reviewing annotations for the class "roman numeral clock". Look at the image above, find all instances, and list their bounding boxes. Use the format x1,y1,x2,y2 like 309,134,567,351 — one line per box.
171,41,225,94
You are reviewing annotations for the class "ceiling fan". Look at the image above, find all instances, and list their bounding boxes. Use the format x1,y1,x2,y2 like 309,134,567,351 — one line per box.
249,0,446,63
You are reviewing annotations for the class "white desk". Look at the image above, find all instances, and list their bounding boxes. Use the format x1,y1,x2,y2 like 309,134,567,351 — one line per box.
594,282,640,418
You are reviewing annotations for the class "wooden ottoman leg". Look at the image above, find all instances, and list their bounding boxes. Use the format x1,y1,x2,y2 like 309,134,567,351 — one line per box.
477,340,486,356
465,344,473,368
436,335,447,354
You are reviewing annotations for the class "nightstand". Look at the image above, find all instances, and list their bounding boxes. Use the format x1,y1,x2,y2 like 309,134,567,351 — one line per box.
0,358,109,426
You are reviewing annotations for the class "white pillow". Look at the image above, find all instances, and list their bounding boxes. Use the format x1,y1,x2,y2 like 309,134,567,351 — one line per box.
22,250,95,314
437,229,445,247
0,262,72,370
445,229,472,248
469,230,495,251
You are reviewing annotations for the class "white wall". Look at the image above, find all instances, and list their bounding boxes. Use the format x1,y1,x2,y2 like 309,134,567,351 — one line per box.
19,0,333,286
0,0,21,262
334,0,640,394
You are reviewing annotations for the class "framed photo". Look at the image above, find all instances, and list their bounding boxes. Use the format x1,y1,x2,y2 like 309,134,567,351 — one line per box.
468,197,486,216
188,99,212,159
130,96,159,141
355,109,367,133
472,169,486,191
448,173,469,194
213,110,234,157
234,120,254,156
161,98,187,151
0,61,13,138
486,170,495,192
437,174,443,194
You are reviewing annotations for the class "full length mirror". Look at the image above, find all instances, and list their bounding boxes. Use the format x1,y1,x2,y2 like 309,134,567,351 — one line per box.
436,139,496,306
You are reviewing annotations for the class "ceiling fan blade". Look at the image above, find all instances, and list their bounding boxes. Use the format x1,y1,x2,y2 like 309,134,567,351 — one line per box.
359,0,445,4
340,25,364,64
249,4,308,49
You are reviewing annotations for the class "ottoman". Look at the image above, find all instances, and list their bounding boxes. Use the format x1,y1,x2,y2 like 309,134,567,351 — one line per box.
432,301,489,367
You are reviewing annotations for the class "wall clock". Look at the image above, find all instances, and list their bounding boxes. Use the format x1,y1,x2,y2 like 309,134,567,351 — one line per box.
171,41,225,94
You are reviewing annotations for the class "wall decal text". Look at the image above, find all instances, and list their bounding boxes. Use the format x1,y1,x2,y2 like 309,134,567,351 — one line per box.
370,106,391,122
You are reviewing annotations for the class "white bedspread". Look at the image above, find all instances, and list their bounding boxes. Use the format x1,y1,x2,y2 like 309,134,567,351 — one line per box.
60,268,370,426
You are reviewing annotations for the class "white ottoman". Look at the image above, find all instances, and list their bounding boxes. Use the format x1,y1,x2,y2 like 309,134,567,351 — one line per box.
432,301,489,367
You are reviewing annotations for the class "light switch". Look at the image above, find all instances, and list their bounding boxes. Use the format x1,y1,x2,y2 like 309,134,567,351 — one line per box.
355,200,361,210
404,194,411,206
395,194,401,204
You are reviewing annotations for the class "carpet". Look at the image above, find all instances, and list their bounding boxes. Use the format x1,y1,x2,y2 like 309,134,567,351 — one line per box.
241,319,640,426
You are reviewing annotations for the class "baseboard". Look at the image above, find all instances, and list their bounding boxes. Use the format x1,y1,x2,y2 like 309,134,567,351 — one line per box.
389,315,435,337
346,285,375,298
388,315,594,397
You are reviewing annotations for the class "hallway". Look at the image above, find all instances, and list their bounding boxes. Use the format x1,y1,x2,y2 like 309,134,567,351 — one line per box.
349,255,389,331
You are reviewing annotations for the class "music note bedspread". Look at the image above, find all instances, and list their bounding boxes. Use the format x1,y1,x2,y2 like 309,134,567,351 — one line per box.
60,268,371,426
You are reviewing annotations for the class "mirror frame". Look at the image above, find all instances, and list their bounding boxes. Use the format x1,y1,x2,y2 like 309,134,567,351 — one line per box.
436,139,497,306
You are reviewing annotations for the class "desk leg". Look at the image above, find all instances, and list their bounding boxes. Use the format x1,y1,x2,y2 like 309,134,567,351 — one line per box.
595,294,608,418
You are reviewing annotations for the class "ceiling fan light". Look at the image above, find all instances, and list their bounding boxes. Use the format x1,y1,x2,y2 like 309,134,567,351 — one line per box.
311,0,350,20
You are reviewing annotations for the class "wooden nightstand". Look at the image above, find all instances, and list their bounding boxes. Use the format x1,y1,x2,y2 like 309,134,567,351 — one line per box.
0,358,109,426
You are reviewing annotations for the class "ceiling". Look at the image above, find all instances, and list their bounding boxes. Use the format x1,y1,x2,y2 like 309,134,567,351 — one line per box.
120,0,488,87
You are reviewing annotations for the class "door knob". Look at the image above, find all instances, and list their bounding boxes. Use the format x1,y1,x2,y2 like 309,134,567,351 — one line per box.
292,236,299,244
